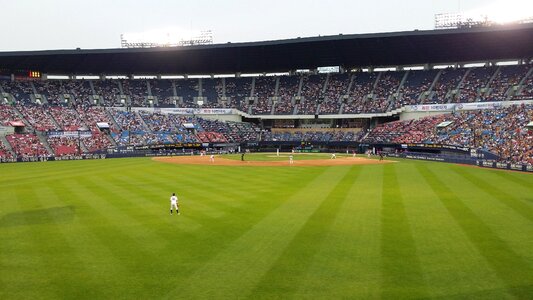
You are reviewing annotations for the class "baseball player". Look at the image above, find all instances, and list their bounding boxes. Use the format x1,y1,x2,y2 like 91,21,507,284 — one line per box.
170,193,179,215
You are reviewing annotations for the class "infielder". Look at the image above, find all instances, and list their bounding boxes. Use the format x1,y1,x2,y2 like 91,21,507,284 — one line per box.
170,193,179,215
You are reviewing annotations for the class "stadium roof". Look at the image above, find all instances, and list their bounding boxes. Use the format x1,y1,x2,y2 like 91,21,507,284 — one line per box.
1,24,533,75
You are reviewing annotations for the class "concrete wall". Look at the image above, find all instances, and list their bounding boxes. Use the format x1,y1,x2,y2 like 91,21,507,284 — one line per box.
0,126,14,136
197,114,242,122
400,110,452,121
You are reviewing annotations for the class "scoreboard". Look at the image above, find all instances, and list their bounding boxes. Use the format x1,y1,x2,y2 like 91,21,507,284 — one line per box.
28,70,41,78
0,69,42,79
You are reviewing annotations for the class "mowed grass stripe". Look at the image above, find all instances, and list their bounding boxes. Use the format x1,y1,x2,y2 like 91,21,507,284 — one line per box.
139,172,241,220
442,167,533,267
418,164,533,299
38,185,131,299
493,170,533,194
167,166,348,299
139,164,318,228
144,168,294,217
248,165,361,298
452,167,533,222
58,179,165,262
105,172,209,233
380,163,429,299
7,186,62,299
86,174,185,228
397,163,512,298
1,189,57,299
109,161,329,285
133,166,296,225
69,176,170,252
293,165,384,299
51,180,174,298
118,166,329,285
0,158,147,187
144,162,302,203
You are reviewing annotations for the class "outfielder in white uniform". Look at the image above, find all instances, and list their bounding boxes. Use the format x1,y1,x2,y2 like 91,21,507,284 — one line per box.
210,154,215,162
170,193,179,215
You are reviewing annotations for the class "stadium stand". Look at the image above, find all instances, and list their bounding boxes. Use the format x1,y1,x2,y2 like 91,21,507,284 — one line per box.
364,104,533,165
0,61,531,165
5,133,51,158
17,105,58,131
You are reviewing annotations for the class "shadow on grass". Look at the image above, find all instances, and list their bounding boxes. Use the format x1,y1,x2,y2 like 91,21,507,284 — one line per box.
0,206,75,227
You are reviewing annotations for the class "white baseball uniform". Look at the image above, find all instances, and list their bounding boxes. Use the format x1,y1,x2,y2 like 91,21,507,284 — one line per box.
170,195,178,210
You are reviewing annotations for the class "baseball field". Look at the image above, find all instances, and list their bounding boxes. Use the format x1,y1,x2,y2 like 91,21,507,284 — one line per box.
1,153,532,299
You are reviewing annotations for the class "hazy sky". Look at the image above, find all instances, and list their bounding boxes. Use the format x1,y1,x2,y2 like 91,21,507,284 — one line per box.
0,0,531,51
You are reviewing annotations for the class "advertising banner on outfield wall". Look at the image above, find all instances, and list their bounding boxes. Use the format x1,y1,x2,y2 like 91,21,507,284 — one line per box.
133,143,202,150
404,143,470,152
477,160,533,172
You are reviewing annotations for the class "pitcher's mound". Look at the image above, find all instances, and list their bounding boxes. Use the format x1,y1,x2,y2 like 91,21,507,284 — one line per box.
153,155,393,167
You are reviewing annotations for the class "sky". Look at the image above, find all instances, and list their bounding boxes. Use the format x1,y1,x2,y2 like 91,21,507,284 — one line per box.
0,0,531,51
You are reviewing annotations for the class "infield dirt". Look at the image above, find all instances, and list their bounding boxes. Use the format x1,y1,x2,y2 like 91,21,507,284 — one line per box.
153,155,394,167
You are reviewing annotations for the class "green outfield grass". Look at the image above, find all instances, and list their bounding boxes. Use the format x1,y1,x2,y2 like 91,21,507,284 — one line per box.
0,155,532,299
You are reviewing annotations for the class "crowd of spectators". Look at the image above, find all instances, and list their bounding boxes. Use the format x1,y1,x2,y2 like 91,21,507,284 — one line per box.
0,105,23,125
1,64,530,116
92,80,121,106
431,68,467,104
0,65,531,163
175,79,199,108
47,136,80,156
76,106,117,132
364,104,533,165
320,73,349,114
6,134,51,158
110,109,148,132
297,75,323,115
138,111,178,132
275,76,299,114
49,107,86,131
33,80,64,105
83,133,113,152
64,80,93,105
344,72,377,114
0,81,34,104
252,77,276,114
123,80,148,107
17,105,58,131
512,73,533,100
262,130,365,142
197,132,228,143
487,65,529,102
148,79,175,107
371,73,402,112
226,121,261,142
457,67,495,103
396,70,438,107
0,140,14,159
